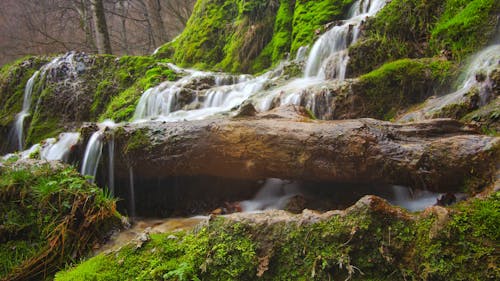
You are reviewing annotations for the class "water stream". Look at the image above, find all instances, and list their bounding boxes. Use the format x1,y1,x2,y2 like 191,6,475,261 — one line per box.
13,71,39,150
399,43,500,121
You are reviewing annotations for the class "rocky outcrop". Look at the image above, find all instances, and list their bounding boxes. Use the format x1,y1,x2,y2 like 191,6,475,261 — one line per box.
103,108,499,193
55,191,500,280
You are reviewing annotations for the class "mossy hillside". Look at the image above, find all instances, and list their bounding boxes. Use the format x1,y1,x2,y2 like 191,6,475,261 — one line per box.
290,0,354,55
56,193,500,280
98,56,178,122
162,0,355,73
348,0,499,77
0,57,49,152
429,0,500,61
0,162,121,281
353,58,456,120
24,55,178,146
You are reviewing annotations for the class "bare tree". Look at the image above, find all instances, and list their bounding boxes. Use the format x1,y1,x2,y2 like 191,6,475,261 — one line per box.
0,0,196,64
90,0,112,54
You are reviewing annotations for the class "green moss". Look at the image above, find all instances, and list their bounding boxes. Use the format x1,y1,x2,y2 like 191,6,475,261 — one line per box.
0,57,48,127
291,0,354,55
0,163,121,280
123,128,152,154
354,58,456,120
56,193,500,280
430,0,500,60
161,0,355,74
98,60,178,122
348,0,499,76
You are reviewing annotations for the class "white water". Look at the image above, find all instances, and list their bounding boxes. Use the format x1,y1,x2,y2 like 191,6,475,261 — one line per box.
2,132,80,163
108,134,115,196
304,0,387,79
81,131,104,182
80,120,117,183
240,179,300,212
14,71,39,150
40,132,80,162
399,43,500,121
129,166,136,218
130,0,388,123
240,179,442,213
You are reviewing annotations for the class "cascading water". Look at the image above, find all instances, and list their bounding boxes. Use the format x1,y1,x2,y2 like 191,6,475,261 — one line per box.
304,0,387,79
399,43,500,121
108,134,115,196
81,131,104,183
2,132,80,162
10,52,87,152
129,166,136,218
13,71,39,150
131,0,389,123
40,132,80,162
80,120,116,183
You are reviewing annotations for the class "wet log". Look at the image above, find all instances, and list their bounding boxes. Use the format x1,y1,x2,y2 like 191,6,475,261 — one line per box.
108,108,499,192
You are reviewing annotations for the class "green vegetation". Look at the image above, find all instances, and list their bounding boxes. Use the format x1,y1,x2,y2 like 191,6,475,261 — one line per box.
353,58,456,120
430,0,500,61
0,54,180,146
0,162,121,280
56,193,500,280
348,0,499,76
160,0,355,73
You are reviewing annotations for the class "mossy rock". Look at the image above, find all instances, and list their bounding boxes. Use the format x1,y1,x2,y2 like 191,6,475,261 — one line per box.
352,58,457,120
348,0,499,77
159,0,355,74
55,192,500,280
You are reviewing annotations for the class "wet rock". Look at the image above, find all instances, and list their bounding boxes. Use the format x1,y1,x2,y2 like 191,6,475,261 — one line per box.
234,101,257,118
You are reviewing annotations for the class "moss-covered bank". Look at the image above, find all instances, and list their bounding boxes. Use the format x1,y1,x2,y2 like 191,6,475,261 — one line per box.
56,193,499,280
0,56,49,152
348,0,499,77
0,161,122,281
0,53,178,150
351,58,456,120
157,0,355,73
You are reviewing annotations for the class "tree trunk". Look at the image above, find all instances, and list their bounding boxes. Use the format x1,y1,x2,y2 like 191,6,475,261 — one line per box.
90,0,112,54
144,0,169,46
94,110,499,193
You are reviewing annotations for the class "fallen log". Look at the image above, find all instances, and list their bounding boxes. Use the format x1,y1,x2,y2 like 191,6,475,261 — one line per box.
106,107,499,192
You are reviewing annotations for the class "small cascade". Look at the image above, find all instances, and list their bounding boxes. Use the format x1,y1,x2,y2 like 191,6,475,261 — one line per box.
133,65,251,121
399,43,500,121
81,131,104,183
388,186,443,212
10,52,88,152
240,179,300,212
108,134,115,196
13,71,39,150
40,132,80,162
304,0,387,79
129,166,136,218
80,120,116,183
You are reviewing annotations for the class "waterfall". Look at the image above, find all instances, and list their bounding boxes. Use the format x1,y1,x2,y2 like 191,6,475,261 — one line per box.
399,43,500,121
131,0,388,121
304,0,387,79
240,179,300,212
81,131,104,183
108,134,115,196
40,132,80,162
80,120,116,183
129,166,136,218
13,71,39,150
